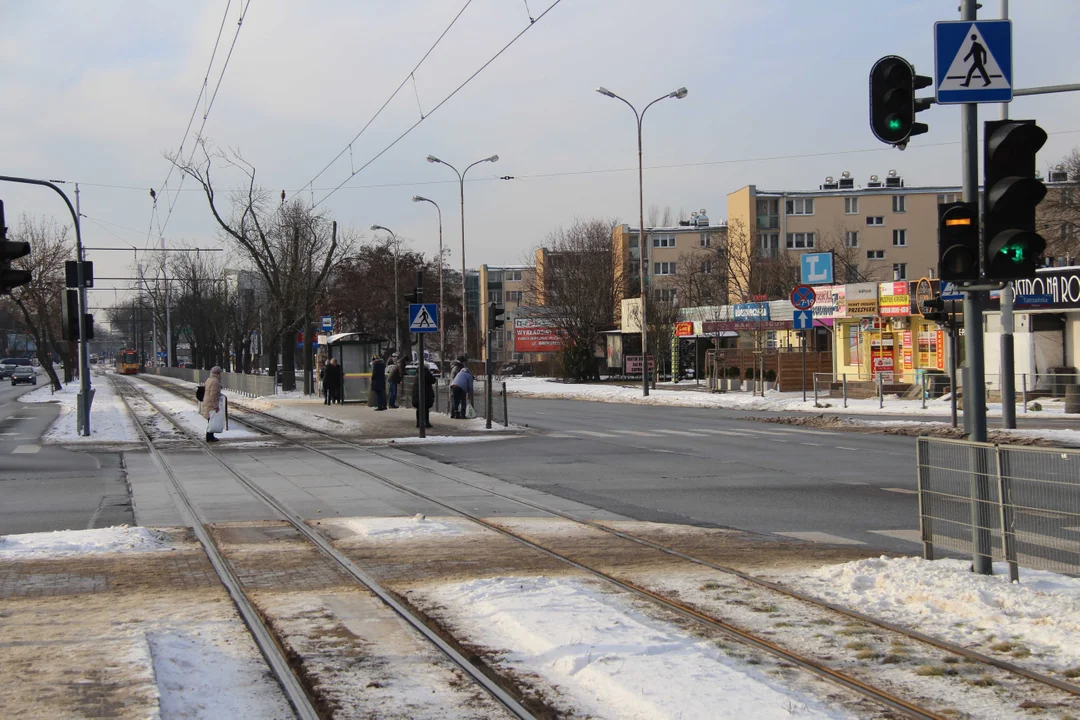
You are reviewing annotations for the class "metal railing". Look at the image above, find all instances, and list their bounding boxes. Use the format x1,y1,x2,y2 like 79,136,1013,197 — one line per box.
439,378,508,426
155,367,277,398
916,436,1080,581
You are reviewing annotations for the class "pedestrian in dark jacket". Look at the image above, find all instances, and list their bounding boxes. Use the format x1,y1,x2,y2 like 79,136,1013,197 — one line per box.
387,358,402,409
371,356,387,410
450,362,473,418
412,364,436,428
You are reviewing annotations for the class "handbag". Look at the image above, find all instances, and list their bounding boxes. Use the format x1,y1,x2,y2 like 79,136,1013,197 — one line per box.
195,385,205,402
465,403,477,420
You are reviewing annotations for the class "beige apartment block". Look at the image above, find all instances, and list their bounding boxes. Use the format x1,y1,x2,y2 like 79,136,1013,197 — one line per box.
611,210,729,321
478,264,536,363
727,172,963,303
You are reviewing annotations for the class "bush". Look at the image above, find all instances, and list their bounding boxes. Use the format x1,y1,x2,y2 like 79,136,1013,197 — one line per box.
764,369,777,382
744,367,756,380
726,366,741,378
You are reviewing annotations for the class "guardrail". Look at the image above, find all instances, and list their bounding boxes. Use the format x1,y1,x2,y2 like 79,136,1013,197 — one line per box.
155,367,277,398
916,436,1080,581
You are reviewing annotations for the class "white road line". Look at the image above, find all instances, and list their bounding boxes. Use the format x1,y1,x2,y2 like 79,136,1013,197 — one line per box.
751,430,799,437
11,445,41,454
882,487,918,495
800,442,823,447
774,531,866,545
546,433,573,438
611,430,652,437
760,427,838,436
6,416,34,421
869,529,923,545
694,429,748,437
831,480,869,485
653,429,708,437
567,430,617,438
833,446,859,451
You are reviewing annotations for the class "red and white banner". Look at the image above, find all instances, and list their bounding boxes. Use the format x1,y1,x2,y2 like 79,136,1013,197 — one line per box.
514,318,568,353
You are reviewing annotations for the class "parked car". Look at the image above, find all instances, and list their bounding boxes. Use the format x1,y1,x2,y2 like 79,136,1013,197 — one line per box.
405,361,441,378
498,363,534,377
10,365,37,386
0,358,32,379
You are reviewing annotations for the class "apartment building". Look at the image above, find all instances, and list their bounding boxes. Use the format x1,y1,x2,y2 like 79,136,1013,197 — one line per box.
611,210,729,320
726,172,961,302
478,264,536,363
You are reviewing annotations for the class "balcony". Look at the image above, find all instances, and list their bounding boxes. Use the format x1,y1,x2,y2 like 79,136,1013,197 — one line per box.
756,215,780,230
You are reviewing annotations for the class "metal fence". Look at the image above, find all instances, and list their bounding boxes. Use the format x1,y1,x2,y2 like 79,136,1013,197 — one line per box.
437,378,508,426
916,436,1080,581
155,367,277,398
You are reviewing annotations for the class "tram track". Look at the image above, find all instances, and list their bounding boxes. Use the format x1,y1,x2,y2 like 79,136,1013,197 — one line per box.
128,373,1045,719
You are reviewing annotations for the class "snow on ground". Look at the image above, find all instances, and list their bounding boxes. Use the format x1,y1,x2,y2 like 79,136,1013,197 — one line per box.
126,374,263,439
320,514,479,542
0,525,177,558
418,575,856,720
772,556,1080,675
19,371,140,443
379,434,508,445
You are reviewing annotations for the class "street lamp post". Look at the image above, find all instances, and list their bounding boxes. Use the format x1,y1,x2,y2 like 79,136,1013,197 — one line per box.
370,225,400,352
596,85,688,397
426,153,499,360
412,196,445,372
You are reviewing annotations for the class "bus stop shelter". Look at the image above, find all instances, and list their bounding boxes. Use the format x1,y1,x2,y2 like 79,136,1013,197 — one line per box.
324,332,387,403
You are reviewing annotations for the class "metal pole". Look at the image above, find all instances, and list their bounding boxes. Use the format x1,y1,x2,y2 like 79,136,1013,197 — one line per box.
394,237,400,353
802,331,807,403
636,111,649,397
950,324,959,428
164,238,172,368
502,381,508,427
436,204,444,374
73,184,91,435
878,372,883,409
485,327,493,430
842,373,848,408
459,173,468,359
1022,373,1028,413
417,271,426,439
1001,283,1016,428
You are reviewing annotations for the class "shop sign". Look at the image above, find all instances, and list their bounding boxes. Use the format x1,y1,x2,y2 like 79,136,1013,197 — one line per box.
1012,268,1080,309
879,281,911,317
845,282,879,316
902,330,914,370
625,355,656,373
733,302,770,321
812,285,842,319
937,330,945,370
703,320,792,333
675,321,694,337
871,336,895,383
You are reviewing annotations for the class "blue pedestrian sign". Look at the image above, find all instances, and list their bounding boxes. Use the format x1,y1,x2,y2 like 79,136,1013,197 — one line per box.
408,303,439,333
935,20,1012,104
941,282,964,301
800,252,833,285
792,310,814,330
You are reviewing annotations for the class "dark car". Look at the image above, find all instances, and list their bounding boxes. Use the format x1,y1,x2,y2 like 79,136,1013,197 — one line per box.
10,365,36,386
0,358,32,379
499,363,534,377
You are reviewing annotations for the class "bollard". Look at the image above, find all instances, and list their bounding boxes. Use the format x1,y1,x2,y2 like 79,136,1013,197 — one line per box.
502,381,508,427
1022,374,1028,414
842,374,848,408
877,373,883,409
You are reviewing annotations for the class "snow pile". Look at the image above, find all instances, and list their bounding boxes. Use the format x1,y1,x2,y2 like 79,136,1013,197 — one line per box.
422,576,853,719
20,373,140,443
0,526,175,557
776,556,1080,673
331,515,475,541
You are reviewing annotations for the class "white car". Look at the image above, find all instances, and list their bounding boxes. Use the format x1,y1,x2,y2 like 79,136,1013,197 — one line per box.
404,361,441,378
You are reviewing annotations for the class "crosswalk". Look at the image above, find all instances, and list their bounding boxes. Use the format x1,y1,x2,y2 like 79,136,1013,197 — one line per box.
550,425,850,441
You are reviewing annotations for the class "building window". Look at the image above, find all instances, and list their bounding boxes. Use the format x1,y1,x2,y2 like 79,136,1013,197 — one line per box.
488,291,502,303
893,263,907,280
892,229,907,247
629,235,639,249
652,234,676,248
845,231,859,248
866,216,884,226
655,288,677,303
505,290,523,303
937,193,959,204
759,233,780,257
867,250,885,260
892,195,906,213
844,197,859,214
785,232,816,249
700,233,711,248
508,270,523,282
654,261,677,275
702,261,712,275
785,198,814,216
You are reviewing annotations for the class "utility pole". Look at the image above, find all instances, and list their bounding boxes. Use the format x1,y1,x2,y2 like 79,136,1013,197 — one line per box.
416,271,426,439
998,0,1017,430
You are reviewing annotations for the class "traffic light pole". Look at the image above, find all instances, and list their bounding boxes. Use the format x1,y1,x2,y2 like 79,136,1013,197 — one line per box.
0,175,92,436
417,271,426,440
997,0,1018,431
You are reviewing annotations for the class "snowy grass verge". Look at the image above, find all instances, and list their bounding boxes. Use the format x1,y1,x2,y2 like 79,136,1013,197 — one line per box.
19,372,140,443
0,525,177,558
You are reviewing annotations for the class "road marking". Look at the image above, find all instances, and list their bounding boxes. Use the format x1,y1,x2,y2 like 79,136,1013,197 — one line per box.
1063,527,1080,533
882,487,918,495
611,430,652,437
831,480,869,485
800,442,823,447
751,430,799,437
654,429,708,437
546,433,573,438
833,446,859,451
767,427,839,436
869,529,923,545
0,432,21,436
694,429,747,437
774,531,865,545
11,445,41,454
568,430,616,438
6,416,34,420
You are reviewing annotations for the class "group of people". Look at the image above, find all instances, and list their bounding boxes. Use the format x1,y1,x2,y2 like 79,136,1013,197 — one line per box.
368,355,405,411
319,358,343,405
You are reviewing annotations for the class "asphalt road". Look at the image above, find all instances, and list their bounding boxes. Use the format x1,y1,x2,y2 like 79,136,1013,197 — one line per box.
0,373,132,535
407,396,927,554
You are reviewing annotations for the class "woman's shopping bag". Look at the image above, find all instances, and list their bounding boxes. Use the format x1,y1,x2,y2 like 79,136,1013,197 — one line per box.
465,403,477,420
208,405,226,434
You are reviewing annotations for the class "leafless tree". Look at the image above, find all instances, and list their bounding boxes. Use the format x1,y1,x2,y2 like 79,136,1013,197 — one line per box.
1038,148,1080,259
662,205,673,227
648,204,660,227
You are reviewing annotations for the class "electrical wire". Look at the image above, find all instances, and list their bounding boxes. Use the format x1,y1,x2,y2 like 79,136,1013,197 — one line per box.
292,0,474,203
311,0,566,209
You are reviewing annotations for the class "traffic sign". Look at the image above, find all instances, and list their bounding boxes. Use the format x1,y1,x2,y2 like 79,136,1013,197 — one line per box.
790,284,816,311
408,303,439,333
799,252,833,285
792,310,814,330
320,315,333,332
941,282,964,301
935,20,1012,104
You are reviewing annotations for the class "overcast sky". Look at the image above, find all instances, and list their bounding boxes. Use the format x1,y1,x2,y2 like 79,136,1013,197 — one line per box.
3,0,1080,311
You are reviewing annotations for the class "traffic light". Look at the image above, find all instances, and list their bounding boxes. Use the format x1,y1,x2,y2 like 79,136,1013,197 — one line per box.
488,302,505,331
869,56,932,146
404,288,418,303
919,296,949,324
61,289,79,341
0,200,32,294
937,201,980,284
83,314,94,341
983,119,1048,280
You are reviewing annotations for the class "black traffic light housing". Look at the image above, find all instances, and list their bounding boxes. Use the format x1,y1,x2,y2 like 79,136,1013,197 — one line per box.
869,56,932,147
404,288,418,304
983,119,1048,281
937,201,980,284
489,302,505,331
0,200,32,294
62,289,79,341
920,296,949,324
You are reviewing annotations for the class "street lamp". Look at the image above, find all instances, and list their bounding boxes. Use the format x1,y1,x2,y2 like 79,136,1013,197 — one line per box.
412,195,446,373
426,152,499,359
596,85,687,397
370,224,401,352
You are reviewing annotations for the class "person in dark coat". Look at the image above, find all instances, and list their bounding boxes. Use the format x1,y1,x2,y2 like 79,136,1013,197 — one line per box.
411,364,436,428
371,356,387,410
323,359,338,404
387,357,402,409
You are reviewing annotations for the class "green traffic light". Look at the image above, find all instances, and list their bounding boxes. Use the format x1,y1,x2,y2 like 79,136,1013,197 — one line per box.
887,117,903,132
999,240,1028,263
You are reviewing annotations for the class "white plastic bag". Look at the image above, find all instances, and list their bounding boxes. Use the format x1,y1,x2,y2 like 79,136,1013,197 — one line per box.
465,403,477,420
207,407,225,434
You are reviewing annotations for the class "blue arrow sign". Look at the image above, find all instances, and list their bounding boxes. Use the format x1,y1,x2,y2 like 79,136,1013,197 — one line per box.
935,20,1012,104
792,310,814,330
409,303,439,333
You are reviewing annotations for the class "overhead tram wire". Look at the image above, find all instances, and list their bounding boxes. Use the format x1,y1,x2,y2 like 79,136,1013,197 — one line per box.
311,0,566,210
146,0,234,249
157,0,253,241
292,0,475,204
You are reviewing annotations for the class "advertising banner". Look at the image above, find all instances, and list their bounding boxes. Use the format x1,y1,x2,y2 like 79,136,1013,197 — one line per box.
514,318,568,353
902,330,914,370
879,281,911,317
845,282,879,316
937,330,946,370
675,321,694,337
733,303,770,321
625,355,656,374
811,285,842,320
703,320,792,333
870,336,895,382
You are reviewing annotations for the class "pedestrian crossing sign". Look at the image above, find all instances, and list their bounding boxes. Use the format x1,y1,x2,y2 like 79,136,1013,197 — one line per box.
935,20,1012,104
409,303,439,333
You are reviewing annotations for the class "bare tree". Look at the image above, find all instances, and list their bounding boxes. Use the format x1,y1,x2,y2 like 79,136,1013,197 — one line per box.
661,205,673,227
524,218,621,381
1038,148,1080,259
647,204,660,227
725,218,798,303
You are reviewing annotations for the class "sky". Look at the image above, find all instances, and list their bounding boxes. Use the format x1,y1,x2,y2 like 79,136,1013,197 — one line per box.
3,0,1080,316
